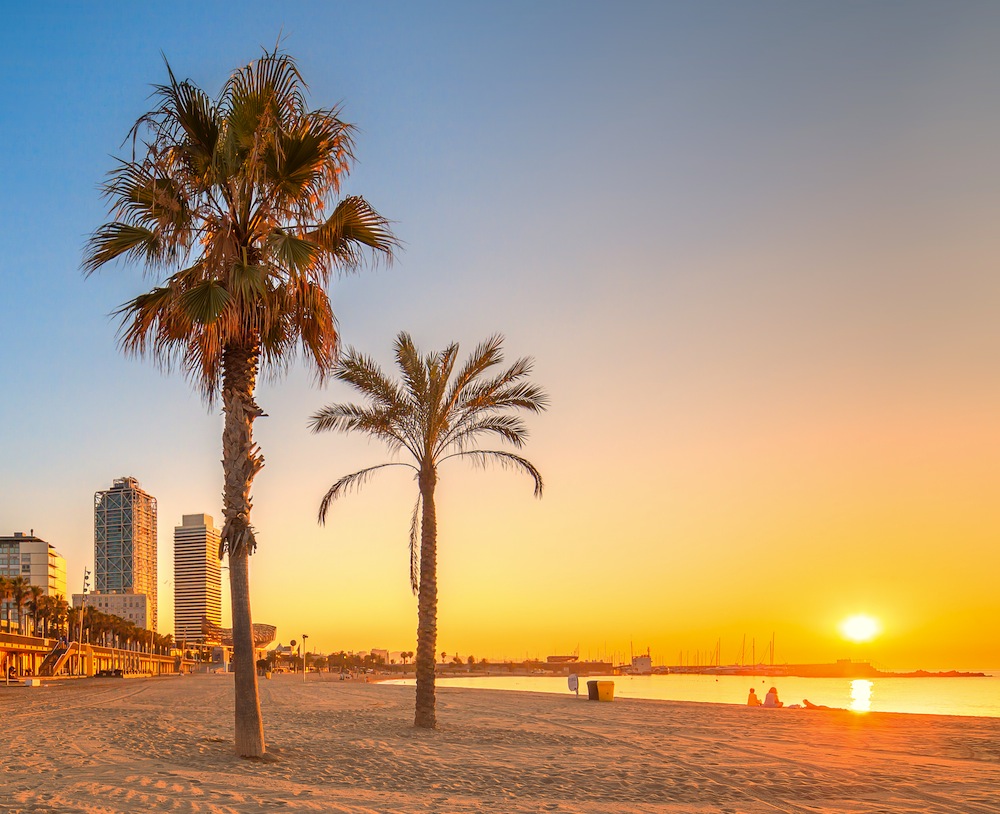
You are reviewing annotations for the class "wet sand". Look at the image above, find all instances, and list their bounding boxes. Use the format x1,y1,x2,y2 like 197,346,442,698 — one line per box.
1,673,998,813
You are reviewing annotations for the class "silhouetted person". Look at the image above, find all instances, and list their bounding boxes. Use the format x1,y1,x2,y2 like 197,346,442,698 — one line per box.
747,687,761,706
763,686,783,708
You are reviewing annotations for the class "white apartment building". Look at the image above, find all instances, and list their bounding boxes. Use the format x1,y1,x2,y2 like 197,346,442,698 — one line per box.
0,531,68,632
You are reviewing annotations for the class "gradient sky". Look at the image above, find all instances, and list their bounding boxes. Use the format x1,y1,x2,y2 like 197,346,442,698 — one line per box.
2,2,998,670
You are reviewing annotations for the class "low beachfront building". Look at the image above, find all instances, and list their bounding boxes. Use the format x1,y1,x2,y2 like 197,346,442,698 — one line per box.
0,531,68,632
71,591,152,630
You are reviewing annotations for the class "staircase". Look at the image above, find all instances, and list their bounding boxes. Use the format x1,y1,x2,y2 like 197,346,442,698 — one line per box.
38,643,74,676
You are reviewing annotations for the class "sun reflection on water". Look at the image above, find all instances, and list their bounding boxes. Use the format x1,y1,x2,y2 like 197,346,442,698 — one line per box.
850,679,873,713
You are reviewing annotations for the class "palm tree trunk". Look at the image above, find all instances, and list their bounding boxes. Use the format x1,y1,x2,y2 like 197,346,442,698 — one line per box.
221,343,266,758
414,467,438,728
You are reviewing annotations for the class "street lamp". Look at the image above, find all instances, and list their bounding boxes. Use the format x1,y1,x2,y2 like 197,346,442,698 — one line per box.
79,568,91,676
302,634,309,682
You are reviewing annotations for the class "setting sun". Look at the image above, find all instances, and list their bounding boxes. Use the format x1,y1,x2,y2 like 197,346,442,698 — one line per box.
841,614,880,643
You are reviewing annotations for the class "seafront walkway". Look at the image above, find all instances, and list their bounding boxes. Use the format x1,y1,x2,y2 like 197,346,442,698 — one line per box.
0,632,175,680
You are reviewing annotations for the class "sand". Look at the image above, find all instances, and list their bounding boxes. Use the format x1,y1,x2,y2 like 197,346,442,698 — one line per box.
1,674,998,813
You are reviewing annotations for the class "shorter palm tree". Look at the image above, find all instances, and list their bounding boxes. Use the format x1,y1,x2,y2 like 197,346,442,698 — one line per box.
311,332,547,728
50,596,69,639
0,576,11,633
27,585,44,637
10,577,29,635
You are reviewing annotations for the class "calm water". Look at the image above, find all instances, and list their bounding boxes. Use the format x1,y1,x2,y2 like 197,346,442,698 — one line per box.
384,672,1000,718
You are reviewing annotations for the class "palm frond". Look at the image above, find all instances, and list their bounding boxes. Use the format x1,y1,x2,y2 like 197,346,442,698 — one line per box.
142,59,220,163
439,450,544,497
83,223,164,275
394,333,430,409
335,348,408,412
308,196,397,269
267,115,354,204
317,462,415,524
442,334,504,413
409,493,422,595
181,279,231,324
457,357,547,413
266,228,319,273
228,262,268,300
437,414,529,455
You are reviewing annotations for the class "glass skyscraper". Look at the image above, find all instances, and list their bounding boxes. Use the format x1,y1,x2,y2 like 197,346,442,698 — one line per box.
94,476,158,631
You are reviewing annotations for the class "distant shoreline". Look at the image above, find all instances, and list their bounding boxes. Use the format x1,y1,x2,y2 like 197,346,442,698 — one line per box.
675,663,990,679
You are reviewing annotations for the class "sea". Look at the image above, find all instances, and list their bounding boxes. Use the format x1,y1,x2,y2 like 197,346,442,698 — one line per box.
383,671,1000,718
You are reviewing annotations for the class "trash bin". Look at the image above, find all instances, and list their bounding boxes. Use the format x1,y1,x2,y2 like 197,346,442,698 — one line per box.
597,681,615,702
587,680,600,700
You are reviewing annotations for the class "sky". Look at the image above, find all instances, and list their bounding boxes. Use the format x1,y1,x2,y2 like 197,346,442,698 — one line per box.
2,1,999,671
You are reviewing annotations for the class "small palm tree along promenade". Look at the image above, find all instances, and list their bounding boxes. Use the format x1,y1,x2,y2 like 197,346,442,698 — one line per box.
311,332,548,728
83,50,396,758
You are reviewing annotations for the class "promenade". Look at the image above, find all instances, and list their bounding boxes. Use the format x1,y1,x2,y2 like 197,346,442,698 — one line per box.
0,632,175,680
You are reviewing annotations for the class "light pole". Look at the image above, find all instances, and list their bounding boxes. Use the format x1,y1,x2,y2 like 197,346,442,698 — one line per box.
302,634,309,682
79,568,91,675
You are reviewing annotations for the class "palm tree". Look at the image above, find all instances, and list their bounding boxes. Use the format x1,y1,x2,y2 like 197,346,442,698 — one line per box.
311,332,547,728
27,585,44,637
10,577,29,636
0,576,10,633
48,595,69,639
83,50,395,757
35,594,51,638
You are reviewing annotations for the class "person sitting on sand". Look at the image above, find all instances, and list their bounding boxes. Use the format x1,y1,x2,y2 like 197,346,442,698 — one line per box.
763,686,783,708
747,687,761,706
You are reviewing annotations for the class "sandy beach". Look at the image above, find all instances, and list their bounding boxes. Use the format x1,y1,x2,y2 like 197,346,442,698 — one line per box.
1,674,998,814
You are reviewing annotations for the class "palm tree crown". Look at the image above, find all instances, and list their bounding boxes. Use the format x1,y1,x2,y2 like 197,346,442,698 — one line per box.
83,49,396,757
83,50,395,398
311,332,547,727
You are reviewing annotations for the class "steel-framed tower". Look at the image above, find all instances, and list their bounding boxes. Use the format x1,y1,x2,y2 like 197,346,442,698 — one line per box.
94,476,158,631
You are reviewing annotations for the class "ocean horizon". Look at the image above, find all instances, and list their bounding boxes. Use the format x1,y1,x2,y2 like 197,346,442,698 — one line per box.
384,672,1000,718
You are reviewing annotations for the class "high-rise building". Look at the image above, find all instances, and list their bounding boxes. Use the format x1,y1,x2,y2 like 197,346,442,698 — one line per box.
94,476,158,631
173,514,222,644
0,531,68,632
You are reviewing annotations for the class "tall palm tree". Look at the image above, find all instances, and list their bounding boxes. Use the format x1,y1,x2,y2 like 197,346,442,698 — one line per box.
83,50,395,757
311,332,547,728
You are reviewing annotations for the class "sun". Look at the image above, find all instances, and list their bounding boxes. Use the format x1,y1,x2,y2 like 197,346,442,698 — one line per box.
840,614,880,643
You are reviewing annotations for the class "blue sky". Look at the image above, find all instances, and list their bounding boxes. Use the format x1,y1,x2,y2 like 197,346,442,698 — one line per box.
2,2,999,667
